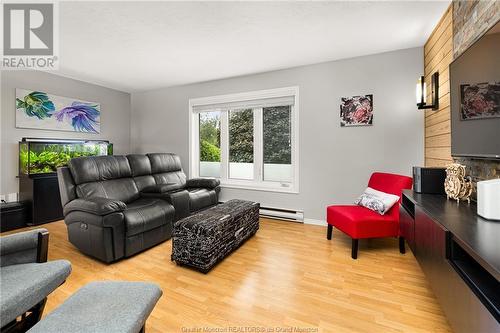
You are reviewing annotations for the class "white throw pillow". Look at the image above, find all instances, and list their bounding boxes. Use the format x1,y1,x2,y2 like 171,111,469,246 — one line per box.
354,187,400,215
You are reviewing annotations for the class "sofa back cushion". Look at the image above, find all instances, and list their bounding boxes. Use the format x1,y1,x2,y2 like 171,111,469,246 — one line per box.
69,156,132,184
147,153,186,188
127,154,151,176
127,155,155,191
68,156,139,203
76,178,140,203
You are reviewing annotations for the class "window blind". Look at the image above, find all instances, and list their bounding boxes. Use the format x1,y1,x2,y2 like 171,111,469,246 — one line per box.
192,95,295,113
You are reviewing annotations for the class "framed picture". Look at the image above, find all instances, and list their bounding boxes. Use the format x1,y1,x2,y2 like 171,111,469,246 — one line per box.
16,89,101,133
460,82,500,120
340,94,373,127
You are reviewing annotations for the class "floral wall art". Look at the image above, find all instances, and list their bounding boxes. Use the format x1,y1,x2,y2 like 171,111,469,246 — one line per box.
460,82,500,120
16,89,101,133
340,94,373,127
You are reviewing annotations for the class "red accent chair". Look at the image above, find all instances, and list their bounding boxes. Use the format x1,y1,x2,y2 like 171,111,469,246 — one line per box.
326,172,413,259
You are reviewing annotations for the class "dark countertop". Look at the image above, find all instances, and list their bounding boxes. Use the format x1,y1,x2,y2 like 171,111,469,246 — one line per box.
402,189,500,281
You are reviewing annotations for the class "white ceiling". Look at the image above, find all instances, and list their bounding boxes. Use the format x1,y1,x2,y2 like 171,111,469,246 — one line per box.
56,1,450,92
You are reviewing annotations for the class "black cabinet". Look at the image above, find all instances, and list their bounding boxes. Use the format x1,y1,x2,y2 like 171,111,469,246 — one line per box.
400,195,415,252
19,174,63,225
414,205,449,281
401,190,499,333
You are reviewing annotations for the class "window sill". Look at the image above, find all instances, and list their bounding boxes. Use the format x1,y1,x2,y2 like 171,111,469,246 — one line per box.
220,182,299,194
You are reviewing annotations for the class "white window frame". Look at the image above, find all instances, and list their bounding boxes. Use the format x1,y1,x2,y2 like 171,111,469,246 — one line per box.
189,86,299,194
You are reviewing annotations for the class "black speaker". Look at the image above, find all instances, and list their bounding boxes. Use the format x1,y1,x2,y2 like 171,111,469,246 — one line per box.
0,201,28,232
412,167,446,194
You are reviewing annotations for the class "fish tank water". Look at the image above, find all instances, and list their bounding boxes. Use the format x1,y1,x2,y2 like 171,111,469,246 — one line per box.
19,138,113,176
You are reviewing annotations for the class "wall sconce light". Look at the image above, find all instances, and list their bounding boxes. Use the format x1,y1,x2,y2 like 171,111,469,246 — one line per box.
416,72,439,110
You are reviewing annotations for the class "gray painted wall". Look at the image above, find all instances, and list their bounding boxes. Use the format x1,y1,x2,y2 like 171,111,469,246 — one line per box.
1,71,131,195
131,47,424,222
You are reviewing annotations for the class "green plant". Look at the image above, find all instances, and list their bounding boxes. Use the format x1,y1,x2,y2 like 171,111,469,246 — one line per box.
263,106,291,164
20,144,101,174
229,109,253,163
200,140,220,162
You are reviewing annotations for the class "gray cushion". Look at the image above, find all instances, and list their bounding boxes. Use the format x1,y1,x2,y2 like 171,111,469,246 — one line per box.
124,198,174,236
27,281,162,333
0,228,47,267
0,260,71,324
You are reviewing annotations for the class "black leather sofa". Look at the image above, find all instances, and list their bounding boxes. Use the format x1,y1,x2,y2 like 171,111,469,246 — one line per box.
57,153,220,263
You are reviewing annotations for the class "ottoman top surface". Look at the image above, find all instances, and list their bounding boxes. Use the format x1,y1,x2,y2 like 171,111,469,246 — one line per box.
175,199,259,231
27,281,162,333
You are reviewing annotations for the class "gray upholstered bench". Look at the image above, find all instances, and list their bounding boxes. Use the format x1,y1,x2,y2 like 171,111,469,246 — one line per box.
27,281,162,333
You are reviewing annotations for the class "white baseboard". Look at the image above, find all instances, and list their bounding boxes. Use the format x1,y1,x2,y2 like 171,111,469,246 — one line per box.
303,218,327,226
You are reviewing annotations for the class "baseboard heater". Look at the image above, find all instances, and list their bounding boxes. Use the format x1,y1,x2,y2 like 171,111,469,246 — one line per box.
259,206,304,223
217,201,304,222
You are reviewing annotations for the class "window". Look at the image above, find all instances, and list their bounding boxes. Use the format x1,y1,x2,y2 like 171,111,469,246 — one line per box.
263,106,292,183
190,87,299,193
229,109,254,180
199,111,221,178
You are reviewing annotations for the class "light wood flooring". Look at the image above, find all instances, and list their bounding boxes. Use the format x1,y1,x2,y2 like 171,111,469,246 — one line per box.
6,219,452,332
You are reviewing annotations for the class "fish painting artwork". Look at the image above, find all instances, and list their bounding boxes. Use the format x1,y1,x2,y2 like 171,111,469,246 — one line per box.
16,91,55,119
55,102,100,133
16,89,101,133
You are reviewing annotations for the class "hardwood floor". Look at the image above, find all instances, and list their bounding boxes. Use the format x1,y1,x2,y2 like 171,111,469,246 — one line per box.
8,219,451,332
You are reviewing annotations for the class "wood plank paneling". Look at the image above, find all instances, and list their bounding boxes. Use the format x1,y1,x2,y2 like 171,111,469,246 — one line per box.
425,24,453,67
425,158,453,168
424,5,453,166
426,108,450,127
426,119,450,138
425,8,453,56
426,133,451,148
426,146,452,160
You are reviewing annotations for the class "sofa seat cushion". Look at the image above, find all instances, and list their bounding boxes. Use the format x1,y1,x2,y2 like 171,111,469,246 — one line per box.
188,188,218,212
0,260,72,324
124,199,174,237
326,205,398,239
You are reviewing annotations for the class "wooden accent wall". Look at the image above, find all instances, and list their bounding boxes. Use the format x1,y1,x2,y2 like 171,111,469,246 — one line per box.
424,5,453,167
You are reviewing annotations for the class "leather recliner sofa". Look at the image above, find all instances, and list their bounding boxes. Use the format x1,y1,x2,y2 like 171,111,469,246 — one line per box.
57,153,220,263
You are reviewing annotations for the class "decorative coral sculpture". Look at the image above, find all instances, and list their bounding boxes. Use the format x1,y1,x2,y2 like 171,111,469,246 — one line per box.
444,163,472,204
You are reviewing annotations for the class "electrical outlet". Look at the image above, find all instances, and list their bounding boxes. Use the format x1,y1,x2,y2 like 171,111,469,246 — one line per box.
6,193,18,202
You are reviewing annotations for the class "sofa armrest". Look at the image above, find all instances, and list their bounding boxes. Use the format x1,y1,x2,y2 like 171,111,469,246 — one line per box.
63,197,126,216
186,178,220,189
0,228,49,266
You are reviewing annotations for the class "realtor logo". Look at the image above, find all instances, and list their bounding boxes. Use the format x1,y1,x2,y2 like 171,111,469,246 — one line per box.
2,2,58,69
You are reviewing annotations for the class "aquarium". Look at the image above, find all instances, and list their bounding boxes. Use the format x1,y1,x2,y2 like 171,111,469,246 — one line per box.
19,138,113,176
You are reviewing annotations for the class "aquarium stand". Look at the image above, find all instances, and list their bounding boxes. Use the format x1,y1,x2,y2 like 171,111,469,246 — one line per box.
19,173,63,225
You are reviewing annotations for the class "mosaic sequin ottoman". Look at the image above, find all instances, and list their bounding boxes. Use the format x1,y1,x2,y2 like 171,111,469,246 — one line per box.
171,199,260,273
